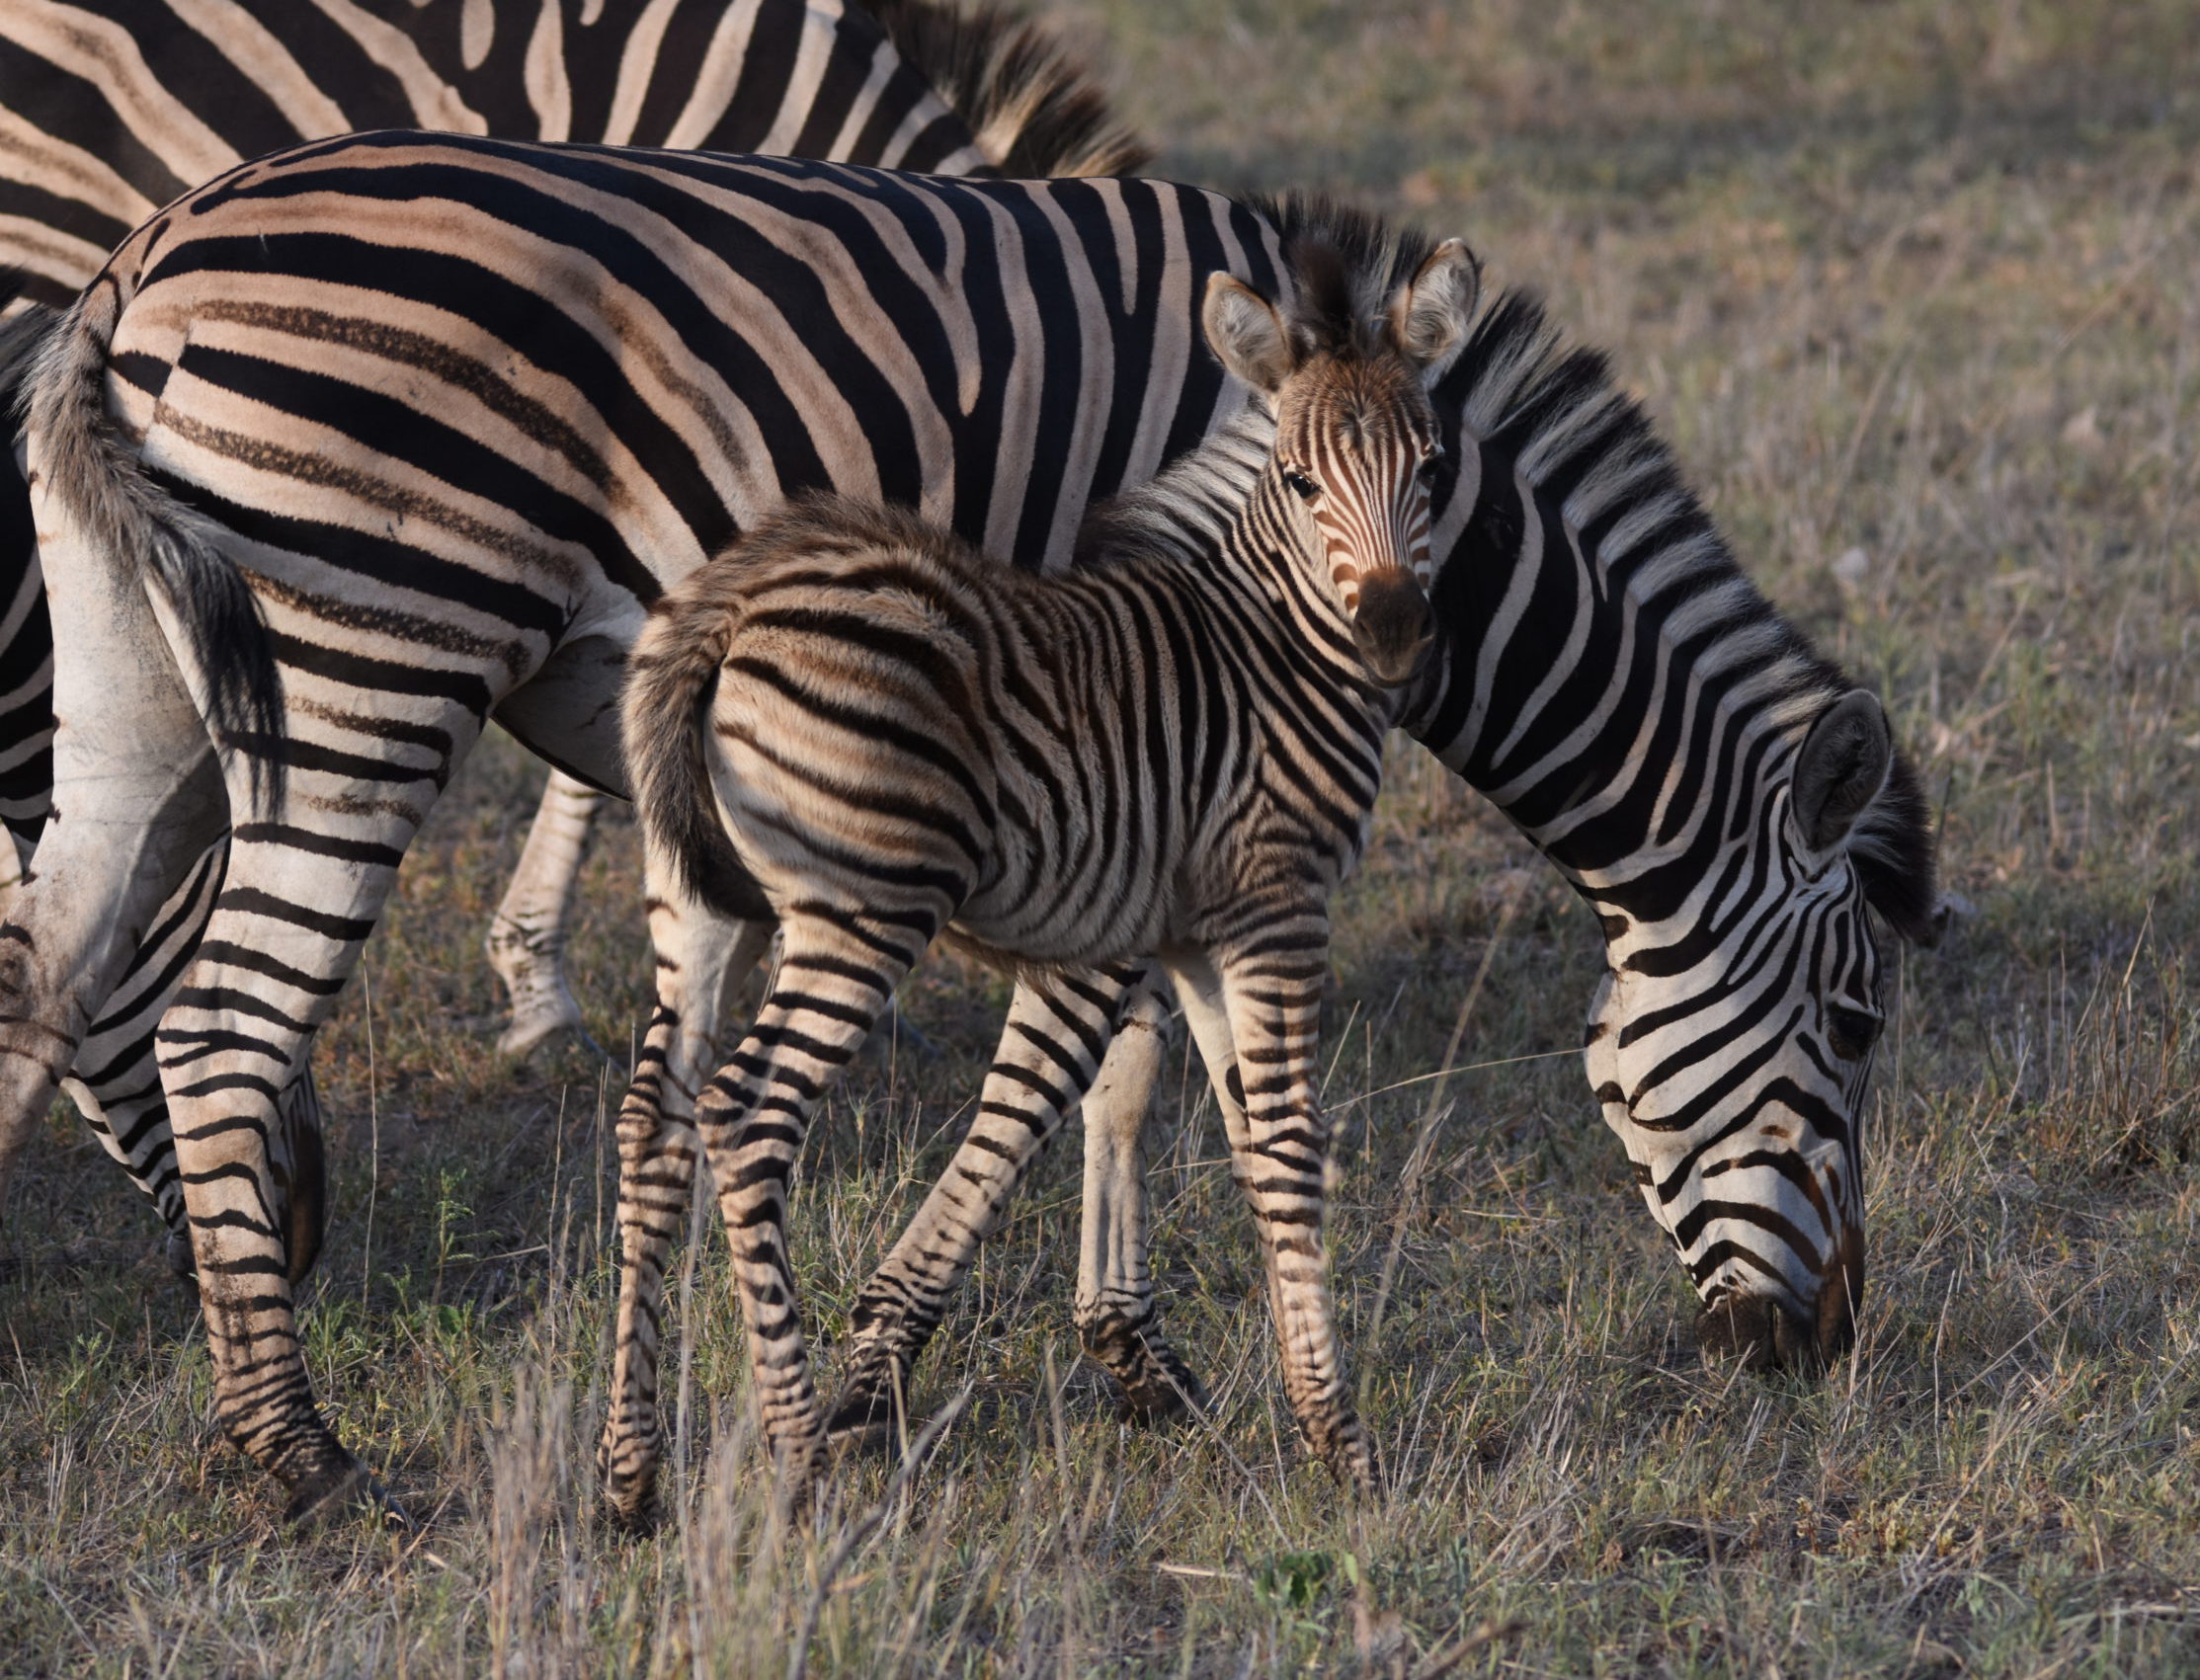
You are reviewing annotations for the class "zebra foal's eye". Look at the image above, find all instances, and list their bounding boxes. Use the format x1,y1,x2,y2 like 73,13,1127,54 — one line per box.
1282,469,1321,501
1826,1004,1881,1060
1417,445,1444,484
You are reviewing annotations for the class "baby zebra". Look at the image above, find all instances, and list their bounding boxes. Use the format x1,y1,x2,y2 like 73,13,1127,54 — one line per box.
604,236,1478,1521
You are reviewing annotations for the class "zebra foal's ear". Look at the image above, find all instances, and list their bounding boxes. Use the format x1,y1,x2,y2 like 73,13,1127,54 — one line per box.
1387,237,1479,382
1790,689,1893,854
1203,273,1295,395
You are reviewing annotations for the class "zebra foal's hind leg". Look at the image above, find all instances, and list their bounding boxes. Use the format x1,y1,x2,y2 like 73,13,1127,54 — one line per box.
691,909,929,1505
828,963,1159,1444
598,894,775,1530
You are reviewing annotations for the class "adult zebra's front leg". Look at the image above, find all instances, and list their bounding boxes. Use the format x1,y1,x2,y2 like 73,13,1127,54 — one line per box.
485,768,607,1057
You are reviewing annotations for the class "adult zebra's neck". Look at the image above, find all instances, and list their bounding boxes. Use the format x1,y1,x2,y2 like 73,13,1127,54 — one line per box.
1400,292,1934,934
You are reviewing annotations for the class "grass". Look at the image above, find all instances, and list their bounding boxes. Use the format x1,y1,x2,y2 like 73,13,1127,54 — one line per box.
6,0,2200,1671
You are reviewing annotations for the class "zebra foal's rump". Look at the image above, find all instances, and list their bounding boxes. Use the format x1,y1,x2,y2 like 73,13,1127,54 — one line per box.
597,243,1474,1521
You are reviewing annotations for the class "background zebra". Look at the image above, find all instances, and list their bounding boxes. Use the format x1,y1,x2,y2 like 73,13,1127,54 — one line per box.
599,240,1469,1521
7,129,1933,1520
0,0,1142,1272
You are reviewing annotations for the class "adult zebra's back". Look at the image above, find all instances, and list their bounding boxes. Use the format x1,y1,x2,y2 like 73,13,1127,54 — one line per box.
9,136,1935,1518
0,0,1145,1270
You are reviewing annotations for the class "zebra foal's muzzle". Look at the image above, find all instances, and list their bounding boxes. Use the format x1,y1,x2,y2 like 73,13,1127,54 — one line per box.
1695,1221,1864,1373
1351,569,1434,686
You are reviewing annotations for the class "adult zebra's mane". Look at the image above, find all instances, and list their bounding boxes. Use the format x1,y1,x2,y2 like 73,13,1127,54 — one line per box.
1434,287,1939,942
864,0,1150,178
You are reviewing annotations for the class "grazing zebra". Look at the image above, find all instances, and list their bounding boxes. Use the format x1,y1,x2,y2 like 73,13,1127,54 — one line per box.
6,131,1932,1520
831,290,1945,1431
601,240,1471,1518
0,0,1142,1273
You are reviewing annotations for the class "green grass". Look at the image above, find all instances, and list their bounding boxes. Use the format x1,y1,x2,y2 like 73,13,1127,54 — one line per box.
6,2,2200,1672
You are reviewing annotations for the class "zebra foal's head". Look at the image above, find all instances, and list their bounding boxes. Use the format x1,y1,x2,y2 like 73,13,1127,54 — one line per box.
1581,684,1937,1373
1201,236,1481,686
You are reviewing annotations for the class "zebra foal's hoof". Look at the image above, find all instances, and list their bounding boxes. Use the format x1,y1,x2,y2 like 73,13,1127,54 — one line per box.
823,1385,901,1458
284,1459,408,1531
1111,1356,1207,1427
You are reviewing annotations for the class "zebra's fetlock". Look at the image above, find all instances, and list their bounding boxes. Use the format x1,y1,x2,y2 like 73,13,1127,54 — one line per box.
1078,1306,1204,1426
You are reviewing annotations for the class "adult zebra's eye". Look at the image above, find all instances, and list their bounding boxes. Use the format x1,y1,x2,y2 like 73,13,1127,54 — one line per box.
1282,469,1320,501
1826,1004,1882,1061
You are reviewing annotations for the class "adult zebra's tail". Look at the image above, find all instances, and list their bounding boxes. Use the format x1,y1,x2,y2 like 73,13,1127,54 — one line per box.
623,572,771,923
19,281,285,814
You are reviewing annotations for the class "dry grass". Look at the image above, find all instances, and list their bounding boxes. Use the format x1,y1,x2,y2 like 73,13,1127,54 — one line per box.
6,2,2200,1672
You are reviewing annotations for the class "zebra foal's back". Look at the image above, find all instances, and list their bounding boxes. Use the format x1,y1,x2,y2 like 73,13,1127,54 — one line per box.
599,240,1476,1519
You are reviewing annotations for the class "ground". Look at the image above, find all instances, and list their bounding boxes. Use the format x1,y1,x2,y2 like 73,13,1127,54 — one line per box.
5,1,2200,1673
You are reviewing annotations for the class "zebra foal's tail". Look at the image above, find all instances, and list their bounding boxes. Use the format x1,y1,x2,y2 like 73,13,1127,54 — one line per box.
622,565,771,923
18,278,286,813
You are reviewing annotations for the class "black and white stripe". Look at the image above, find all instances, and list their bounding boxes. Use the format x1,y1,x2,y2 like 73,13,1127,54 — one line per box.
6,136,1932,1518
0,0,1143,1265
595,242,1466,1519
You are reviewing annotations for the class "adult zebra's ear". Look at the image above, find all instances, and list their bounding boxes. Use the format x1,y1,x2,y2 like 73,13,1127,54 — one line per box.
1387,237,1480,383
1203,273,1296,396
1790,689,1893,855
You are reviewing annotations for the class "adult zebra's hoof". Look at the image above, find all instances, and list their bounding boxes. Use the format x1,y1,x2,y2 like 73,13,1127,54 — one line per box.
284,1459,407,1530
164,1229,196,1281
496,995,585,1060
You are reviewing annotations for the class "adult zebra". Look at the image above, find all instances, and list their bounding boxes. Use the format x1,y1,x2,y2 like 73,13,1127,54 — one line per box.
0,0,1144,1274
7,136,1933,1519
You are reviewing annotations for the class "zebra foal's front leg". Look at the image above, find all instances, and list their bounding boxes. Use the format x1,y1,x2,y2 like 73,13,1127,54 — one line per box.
598,892,775,1529
827,963,1187,1443
1206,940,1377,1493
1072,980,1208,1422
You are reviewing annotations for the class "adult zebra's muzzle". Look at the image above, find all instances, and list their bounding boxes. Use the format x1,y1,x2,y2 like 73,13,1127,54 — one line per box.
1351,569,1434,687
1695,1223,1864,1373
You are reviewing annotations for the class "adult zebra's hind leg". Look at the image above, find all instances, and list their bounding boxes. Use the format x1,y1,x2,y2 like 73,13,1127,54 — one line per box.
598,895,775,1531
485,768,605,1057
61,837,328,1285
826,964,1156,1444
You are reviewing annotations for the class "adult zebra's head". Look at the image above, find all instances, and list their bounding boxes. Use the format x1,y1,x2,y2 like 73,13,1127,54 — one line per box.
1201,236,1481,687
1582,686,1937,1371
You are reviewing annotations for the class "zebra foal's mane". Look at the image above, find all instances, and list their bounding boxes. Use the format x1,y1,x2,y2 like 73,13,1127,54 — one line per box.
1076,192,1460,566
864,0,1150,177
